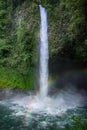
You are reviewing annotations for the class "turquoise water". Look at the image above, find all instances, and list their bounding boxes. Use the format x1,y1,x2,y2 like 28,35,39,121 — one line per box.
0,103,87,130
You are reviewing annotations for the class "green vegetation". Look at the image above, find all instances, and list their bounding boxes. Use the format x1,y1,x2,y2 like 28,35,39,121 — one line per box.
64,116,87,130
33,0,87,62
0,0,39,89
46,0,87,62
0,0,87,88
0,66,34,89
69,116,87,130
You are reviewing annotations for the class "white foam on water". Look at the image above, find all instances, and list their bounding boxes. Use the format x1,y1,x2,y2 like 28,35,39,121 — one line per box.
0,5,86,118
0,88,86,116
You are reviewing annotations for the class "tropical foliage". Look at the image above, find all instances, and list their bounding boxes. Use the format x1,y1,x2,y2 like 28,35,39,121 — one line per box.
0,0,87,88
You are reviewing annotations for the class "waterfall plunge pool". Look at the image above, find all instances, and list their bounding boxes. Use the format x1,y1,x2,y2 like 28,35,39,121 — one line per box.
0,87,87,130
0,4,87,130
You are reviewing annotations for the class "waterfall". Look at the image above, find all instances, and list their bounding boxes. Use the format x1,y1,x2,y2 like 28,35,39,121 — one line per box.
39,5,49,98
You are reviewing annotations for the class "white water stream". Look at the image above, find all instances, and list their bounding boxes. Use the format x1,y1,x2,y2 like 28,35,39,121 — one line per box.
39,5,49,98
0,5,86,120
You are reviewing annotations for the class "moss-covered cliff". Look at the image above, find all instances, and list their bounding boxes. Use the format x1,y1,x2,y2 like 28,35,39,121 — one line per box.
0,0,39,88
0,0,87,89
48,0,87,62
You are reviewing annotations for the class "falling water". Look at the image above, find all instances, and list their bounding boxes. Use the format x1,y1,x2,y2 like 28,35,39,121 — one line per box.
39,5,49,98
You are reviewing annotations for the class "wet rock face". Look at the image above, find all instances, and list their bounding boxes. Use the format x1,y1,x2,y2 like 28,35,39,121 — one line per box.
48,59,87,96
48,72,87,100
